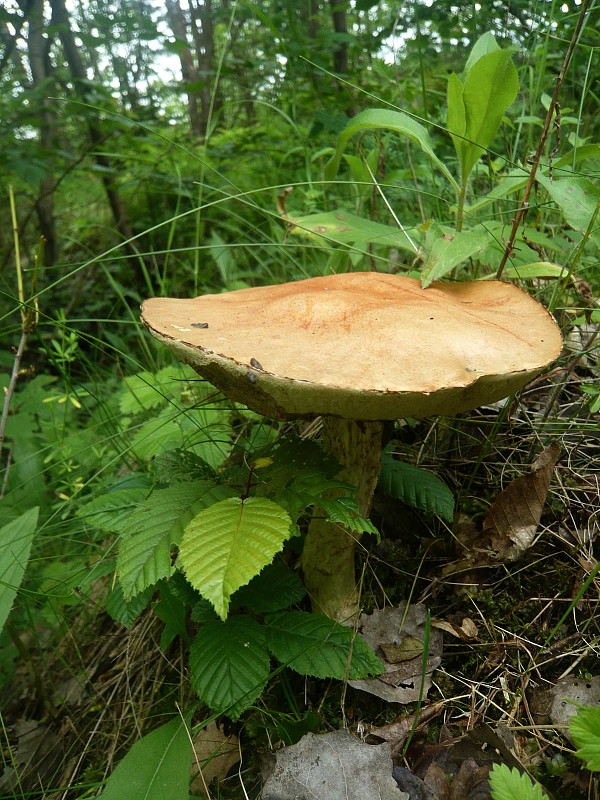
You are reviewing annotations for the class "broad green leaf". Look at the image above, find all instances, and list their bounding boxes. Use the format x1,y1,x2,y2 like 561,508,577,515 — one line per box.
0,507,38,633
537,174,600,248
317,496,379,536
265,611,383,680
231,562,305,612
420,225,490,287
77,487,149,533
463,31,500,75
378,454,454,522
457,49,518,181
117,481,228,600
179,497,293,620
288,209,417,253
488,763,549,800
570,706,600,772
324,108,458,190
97,717,192,800
189,616,270,719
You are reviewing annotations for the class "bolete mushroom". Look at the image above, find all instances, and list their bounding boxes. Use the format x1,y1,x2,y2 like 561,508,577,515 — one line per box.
141,272,562,622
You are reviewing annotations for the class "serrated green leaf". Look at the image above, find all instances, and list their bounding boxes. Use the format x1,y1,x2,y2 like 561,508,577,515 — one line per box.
324,108,458,190
189,616,270,719
317,496,379,536
420,226,490,287
378,455,454,521
570,706,600,772
488,763,549,800
105,582,154,628
77,488,149,533
179,497,293,620
265,611,383,680
231,563,305,612
117,480,218,600
0,507,38,634
97,717,192,800
153,448,216,484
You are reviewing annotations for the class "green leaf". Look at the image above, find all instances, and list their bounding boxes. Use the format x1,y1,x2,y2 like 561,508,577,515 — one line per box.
231,562,306,612
105,582,154,628
155,581,191,648
537,174,600,248
324,108,458,190
117,481,219,600
265,611,383,679
189,616,270,719
97,717,192,800
450,48,518,183
420,224,490,287
570,706,600,772
481,262,571,281
317,496,379,536
287,209,417,253
77,487,149,533
463,31,500,76
488,763,549,800
378,454,454,521
0,507,38,633
179,497,293,620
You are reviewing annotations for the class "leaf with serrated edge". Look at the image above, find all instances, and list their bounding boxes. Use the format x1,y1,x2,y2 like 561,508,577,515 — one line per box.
231,562,305,613
117,480,220,599
179,497,293,620
265,611,383,680
570,706,600,772
378,455,454,521
488,764,549,800
189,616,270,719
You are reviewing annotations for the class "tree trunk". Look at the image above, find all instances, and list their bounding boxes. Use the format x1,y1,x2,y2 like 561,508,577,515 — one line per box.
165,0,204,138
189,0,222,135
26,0,58,265
49,0,135,250
328,0,349,75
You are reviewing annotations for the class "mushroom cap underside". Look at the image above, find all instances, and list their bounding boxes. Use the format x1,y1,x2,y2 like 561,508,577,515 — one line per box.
141,272,562,420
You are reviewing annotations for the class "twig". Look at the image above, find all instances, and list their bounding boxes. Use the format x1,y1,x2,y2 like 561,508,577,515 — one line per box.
496,0,593,279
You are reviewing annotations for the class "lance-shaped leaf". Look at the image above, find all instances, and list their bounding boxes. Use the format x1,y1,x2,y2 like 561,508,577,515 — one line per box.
537,174,600,249
447,41,518,183
179,497,293,619
324,108,458,190
98,717,192,800
287,209,417,254
0,507,38,634
378,454,455,522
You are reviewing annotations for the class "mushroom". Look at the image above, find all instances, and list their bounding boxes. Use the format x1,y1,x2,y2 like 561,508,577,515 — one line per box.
141,272,562,623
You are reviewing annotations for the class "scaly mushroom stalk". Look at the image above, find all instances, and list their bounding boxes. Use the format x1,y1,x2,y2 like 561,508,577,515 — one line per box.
302,417,384,622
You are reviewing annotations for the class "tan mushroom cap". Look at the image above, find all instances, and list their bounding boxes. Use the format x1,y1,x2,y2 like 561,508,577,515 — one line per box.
141,273,562,421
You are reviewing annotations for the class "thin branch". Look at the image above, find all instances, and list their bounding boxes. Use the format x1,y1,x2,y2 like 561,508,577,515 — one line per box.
495,0,593,279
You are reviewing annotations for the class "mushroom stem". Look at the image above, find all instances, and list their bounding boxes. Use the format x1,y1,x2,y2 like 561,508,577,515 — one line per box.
302,417,384,623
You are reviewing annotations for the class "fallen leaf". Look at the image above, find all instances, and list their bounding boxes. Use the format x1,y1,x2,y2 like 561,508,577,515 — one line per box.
349,603,443,703
430,617,478,641
190,721,240,798
483,443,560,561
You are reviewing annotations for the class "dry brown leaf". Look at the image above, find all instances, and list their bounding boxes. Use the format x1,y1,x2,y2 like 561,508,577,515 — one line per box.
430,617,478,641
349,603,443,703
483,442,561,561
190,721,240,798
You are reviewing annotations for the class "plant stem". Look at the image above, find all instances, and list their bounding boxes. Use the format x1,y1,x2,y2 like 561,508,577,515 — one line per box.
496,0,593,279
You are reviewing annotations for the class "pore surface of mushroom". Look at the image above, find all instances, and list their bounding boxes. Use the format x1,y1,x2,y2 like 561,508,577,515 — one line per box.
141,273,562,622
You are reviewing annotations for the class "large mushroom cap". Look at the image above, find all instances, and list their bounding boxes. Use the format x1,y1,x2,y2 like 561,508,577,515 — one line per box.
141,273,562,420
